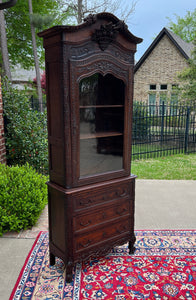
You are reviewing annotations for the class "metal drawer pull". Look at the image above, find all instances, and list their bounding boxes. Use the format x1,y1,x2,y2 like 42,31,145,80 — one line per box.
79,199,92,206
116,208,128,215
119,191,127,197
80,220,91,227
79,239,92,248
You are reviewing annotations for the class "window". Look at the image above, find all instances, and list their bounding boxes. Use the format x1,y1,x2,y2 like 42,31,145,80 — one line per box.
170,93,178,115
172,84,178,90
171,93,178,105
160,84,167,90
159,94,167,115
148,94,156,115
149,84,156,90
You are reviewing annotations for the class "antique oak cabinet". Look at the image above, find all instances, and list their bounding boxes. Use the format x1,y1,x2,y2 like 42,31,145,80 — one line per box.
39,13,142,282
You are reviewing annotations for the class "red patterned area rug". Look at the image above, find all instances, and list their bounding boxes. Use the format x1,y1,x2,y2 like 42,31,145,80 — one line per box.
10,230,196,300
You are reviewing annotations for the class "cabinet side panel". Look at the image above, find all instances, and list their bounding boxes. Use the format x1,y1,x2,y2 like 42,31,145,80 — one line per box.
48,186,67,256
47,61,65,186
47,62,63,138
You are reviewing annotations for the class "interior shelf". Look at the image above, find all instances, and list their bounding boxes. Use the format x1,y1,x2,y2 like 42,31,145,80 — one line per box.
80,131,123,140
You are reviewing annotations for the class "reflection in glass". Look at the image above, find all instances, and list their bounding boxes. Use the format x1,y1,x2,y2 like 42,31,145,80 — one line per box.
80,137,123,176
79,73,125,177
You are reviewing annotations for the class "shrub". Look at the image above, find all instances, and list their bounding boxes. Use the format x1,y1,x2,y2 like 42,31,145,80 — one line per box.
2,80,48,174
0,163,48,236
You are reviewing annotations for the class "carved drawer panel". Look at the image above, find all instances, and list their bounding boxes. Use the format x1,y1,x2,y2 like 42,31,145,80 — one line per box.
73,181,133,211
75,217,130,252
74,198,130,231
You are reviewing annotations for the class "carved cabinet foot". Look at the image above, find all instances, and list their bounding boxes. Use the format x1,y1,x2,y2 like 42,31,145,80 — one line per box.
49,252,55,266
129,234,136,254
66,261,73,283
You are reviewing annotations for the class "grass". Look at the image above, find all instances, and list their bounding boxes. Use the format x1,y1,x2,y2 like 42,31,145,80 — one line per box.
131,153,196,180
132,144,178,160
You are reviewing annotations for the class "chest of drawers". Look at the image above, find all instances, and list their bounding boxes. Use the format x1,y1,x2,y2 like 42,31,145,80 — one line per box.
48,175,136,282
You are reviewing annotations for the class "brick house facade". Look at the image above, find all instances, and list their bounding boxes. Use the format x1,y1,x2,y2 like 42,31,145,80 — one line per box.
134,28,193,106
0,76,6,164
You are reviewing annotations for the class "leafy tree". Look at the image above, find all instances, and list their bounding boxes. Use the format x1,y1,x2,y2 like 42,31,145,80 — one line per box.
0,0,17,80
167,9,196,105
3,0,69,69
28,0,42,111
33,0,137,95
2,0,136,73
33,71,46,94
167,9,196,42
178,39,196,106
0,7,11,80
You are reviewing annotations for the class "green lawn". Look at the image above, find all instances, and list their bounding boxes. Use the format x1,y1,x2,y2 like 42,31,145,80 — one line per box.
131,153,196,180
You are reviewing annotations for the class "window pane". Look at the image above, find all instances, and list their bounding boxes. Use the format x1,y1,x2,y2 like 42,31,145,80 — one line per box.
160,84,167,90
159,94,167,115
149,94,156,114
149,84,156,90
171,94,178,104
170,94,178,115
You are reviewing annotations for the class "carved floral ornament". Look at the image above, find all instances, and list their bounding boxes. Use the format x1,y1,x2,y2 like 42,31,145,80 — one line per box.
91,20,128,51
70,59,128,83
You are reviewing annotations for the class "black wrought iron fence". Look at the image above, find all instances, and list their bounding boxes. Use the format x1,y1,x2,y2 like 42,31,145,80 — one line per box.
131,102,196,160
30,96,47,111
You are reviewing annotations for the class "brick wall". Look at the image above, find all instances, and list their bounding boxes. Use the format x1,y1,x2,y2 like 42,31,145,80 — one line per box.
0,76,6,164
134,35,189,103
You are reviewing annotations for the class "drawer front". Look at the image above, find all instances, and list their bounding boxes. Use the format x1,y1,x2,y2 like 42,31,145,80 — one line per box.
73,181,133,211
74,198,130,231
75,217,130,252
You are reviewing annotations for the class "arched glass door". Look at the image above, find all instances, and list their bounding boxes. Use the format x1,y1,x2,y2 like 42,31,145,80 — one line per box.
79,73,125,177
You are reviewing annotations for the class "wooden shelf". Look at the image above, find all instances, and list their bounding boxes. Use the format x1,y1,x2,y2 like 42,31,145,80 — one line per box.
80,131,123,140
80,105,124,108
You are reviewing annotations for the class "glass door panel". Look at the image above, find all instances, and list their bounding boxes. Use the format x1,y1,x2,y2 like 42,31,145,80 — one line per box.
79,73,125,177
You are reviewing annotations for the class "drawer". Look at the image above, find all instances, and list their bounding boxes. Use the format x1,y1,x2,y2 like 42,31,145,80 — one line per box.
73,181,133,211
74,198,130,231
75,217,130,252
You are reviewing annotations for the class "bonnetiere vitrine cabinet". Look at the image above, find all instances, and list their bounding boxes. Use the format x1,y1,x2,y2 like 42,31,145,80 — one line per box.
38,12,142,282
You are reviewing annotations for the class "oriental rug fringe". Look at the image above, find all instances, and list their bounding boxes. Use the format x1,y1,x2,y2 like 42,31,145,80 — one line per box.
9,230,196,299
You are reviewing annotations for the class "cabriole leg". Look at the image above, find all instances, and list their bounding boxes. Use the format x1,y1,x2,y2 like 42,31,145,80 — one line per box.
66,261,73,283
129,233,136,254
49,252,55,266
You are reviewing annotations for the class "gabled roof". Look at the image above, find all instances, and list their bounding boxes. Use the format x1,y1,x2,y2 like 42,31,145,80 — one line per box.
134,27,194,72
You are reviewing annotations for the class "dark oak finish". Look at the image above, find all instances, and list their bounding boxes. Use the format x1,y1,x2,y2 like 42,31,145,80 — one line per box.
39,12,142,283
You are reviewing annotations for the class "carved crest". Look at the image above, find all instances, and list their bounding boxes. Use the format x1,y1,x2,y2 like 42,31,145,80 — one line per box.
84,14,97,25
92,21,127,51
